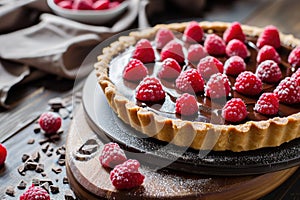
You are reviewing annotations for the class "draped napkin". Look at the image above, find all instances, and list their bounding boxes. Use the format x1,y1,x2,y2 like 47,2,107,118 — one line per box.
0,0,142,107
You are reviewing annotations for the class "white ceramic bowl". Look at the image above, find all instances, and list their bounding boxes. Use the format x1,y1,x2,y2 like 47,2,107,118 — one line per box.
47,0,129,25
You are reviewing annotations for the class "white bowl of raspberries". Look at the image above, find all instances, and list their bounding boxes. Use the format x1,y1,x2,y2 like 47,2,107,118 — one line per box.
47,0,128,24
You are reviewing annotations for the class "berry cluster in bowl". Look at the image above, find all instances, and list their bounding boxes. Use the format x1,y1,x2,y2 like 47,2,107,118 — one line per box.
54,0,124,10
109,21,300,125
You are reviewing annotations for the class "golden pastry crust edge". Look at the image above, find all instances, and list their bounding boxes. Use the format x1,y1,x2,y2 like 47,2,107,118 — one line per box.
95,21,300,152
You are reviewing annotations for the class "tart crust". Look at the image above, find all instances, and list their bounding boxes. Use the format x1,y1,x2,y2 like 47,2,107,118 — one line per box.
95,21,300,152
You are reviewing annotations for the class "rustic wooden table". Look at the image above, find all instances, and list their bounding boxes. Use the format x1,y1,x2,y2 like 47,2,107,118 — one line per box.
1,0,300,199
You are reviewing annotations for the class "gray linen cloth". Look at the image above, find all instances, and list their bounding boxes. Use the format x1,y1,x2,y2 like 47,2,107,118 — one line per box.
0,0,140,107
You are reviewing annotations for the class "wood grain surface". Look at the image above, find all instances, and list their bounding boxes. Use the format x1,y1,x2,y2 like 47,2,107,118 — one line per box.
66,105,299,200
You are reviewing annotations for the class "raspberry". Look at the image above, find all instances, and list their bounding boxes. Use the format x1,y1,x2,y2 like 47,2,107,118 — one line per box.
291,68,300,83
158,58,181,79
223,22,246,43
256,25,281,49
274,77,300,104
99,142,127,168
110,159,145,189
175,69,204,94
234,71,262,96
225,39,248,59
204,34,226,56
155,28,175,49
132,39,155,63
136,77,165,102
38,112,62,134
92,0,109,10
20,185,50,200
57,1,72,9
224,56,246,76
197,56,224,80
222,98,248,123
161,40,185,64
175,93,198,116
288,46,300,67
255,60,282,83
183,21,204,43
187,44,207,63
205,73,231,99
73,0,93,10
123,59,148,81
254,93,279,115
256,45,281,64
0,143,7,166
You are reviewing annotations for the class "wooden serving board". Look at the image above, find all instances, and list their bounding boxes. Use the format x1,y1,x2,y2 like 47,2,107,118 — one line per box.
66,105,298,200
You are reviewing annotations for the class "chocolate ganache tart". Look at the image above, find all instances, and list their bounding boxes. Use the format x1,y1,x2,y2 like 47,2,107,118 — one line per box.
95,21,300,152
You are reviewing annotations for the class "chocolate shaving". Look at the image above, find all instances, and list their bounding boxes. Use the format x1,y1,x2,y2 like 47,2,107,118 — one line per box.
33,124,41,133
41,143,49,153
5,186,15,197
21,154,30,162
27,138,35,144
50,185,60,194
40,179,53,185
52,167,62,174
48,97,64,110
31,151,40,162
18,165,26,176
78,139,98,155
63,177,69,184
40,182,50,193
64,189,76,200
17,180,27,190
57,159,65,166
35,163,44,173
25,161,38,170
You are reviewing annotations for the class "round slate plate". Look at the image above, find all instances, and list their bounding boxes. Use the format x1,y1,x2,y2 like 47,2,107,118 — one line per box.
82,71,300,176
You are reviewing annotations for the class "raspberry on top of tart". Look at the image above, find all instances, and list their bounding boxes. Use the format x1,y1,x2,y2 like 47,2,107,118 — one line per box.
95,21,300,152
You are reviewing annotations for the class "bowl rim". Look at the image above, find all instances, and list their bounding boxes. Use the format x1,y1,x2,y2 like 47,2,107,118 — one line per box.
47,0,129,16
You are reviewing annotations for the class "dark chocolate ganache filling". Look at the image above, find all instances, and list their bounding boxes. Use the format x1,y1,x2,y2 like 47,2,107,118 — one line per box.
109,31,300,125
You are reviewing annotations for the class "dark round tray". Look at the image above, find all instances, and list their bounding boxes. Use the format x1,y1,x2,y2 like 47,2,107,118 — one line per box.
82,71,300,176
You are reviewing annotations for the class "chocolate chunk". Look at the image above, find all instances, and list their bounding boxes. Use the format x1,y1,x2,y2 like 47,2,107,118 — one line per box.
27,138,35,144
59,108,69,119
57,129,64,135
50,134,60,141
6,186,15,196
48,97,64,110
57,159,65,166
40,182,49,193
32,178,40,186
35,163,44,173
17,180,27,190
52,167,62,174
49,147,54,152
41,143,49,153
22,154,30,162
25,162,38,170
64,189,76,200
78,139,98,155
41,172,47,177
69,113,73,120
63,177,69,184
46,152,53,157
66,105,73,113
40,179,53,185
33,124,41,133
31,151,40,162
50,185,60,194
18,165,26,176
39,138,50,145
